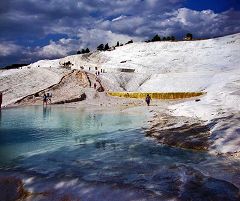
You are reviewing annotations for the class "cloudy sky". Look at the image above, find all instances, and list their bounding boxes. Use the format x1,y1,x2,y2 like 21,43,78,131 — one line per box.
0,0,240,67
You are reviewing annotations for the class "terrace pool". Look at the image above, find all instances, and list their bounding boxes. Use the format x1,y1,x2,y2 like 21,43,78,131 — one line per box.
0,106,239,201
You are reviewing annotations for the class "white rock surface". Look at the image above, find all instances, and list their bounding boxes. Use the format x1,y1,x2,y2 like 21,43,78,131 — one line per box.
1,33,240,154
0,68,66,106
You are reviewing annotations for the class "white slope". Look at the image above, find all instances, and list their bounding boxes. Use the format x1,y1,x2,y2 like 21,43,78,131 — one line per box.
27,58,61,68
169,67,240,154
0,68,66,106
27,33,239,93
2,33,240,154
98,34,239,92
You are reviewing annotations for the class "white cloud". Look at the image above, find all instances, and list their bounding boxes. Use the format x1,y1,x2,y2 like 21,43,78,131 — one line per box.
146,0,158,7
93,7,240,40
126,7,239,38
112,15,127,22
110,16,145,34
30,29,141,60
32,39,80,58
173,8,228,37
77,28,142,48
0,42,21,57
21,30,132,63
176,8,220,26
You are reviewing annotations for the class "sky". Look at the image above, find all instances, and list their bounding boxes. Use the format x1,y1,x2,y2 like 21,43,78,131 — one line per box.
0,0,240,67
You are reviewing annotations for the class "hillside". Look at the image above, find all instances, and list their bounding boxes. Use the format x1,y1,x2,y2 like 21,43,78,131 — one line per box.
28,33,239,92
0,33,240,154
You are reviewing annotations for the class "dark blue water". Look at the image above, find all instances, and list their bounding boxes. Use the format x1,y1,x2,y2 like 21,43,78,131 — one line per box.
0,106,239,200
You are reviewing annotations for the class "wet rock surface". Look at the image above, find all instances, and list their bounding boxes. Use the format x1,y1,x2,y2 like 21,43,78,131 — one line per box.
3,164,239,201
146,113,211,151
141,165,240,201
0,176,29,201
180,177,240,201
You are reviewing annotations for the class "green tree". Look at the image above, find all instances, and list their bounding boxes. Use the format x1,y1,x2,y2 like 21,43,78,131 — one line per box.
97,44,104,51
126,40,133,45
152,34,161,42
186,33,193,40
85,48,90,53
104,43,110,50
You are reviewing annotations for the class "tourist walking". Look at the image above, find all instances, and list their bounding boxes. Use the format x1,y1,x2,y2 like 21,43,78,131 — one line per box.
145,94,151,106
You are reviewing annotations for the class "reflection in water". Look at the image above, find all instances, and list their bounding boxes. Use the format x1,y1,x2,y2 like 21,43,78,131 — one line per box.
43,106,51,120
74,136,87,144
0,110,1,127
95,139,116,150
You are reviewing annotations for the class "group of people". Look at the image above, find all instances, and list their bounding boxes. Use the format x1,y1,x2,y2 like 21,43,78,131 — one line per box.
43,92,52,106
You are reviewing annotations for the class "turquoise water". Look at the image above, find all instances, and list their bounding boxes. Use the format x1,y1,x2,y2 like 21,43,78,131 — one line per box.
0,106,239,200
0,106,144,162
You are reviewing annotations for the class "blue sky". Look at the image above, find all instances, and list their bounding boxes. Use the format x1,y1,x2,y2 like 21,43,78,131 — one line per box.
184,0,240,12
0,0,240,67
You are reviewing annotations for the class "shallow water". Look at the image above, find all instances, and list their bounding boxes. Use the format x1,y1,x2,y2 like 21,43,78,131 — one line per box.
0,106,239,200
0,106,144,161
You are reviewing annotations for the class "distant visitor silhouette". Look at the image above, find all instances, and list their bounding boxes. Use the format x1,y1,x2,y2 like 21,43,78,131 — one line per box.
145,94,151,106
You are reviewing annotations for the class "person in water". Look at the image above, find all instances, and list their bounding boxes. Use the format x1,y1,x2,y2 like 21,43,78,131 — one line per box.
145,94,151,106
43,93,48,106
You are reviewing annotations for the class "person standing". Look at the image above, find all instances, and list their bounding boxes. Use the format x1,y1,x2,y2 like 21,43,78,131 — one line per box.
47,92,52,104
43,93,48,106
145,94,151,106
0,92,2,109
